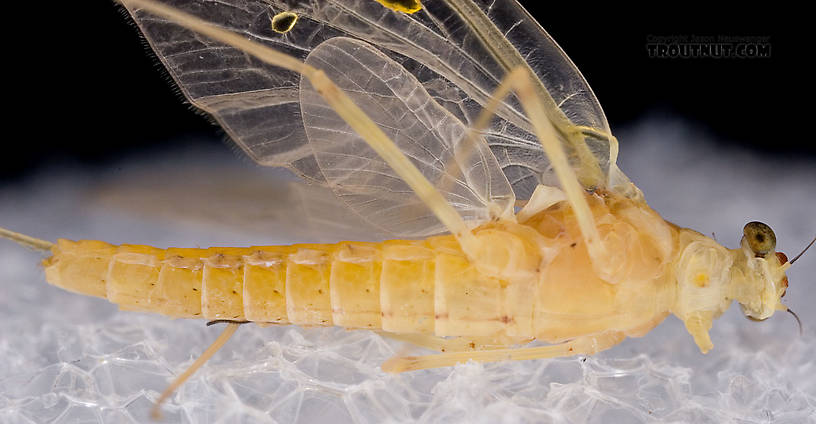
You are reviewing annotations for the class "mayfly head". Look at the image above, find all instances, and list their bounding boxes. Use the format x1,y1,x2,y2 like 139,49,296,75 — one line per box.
732,221,792,322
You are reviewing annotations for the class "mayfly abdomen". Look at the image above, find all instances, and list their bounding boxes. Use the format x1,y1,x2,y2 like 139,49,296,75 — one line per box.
41,234,513,335
40,194,678,342
378,237,507,337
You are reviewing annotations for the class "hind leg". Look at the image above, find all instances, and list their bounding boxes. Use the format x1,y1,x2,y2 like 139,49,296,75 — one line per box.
382,331,624,373
378,331,533,353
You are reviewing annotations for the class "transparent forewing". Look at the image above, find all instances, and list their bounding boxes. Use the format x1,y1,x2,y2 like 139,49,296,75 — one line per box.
122,0,632,232
95,171,389,244
301,37,512,236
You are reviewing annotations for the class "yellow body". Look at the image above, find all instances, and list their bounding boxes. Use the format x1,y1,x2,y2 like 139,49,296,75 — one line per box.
43,192,683,343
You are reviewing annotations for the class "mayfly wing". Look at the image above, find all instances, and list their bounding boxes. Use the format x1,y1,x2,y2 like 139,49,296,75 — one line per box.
93,168,388,243
121,0,638,234
300,37,512,236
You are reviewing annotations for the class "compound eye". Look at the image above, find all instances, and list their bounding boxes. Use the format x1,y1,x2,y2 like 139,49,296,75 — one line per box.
743,221,776,256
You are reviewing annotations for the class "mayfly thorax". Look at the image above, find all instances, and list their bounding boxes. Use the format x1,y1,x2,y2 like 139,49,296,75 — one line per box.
1,0,812,418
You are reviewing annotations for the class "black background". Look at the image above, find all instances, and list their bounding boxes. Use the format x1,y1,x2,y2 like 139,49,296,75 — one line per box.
1,2,804,180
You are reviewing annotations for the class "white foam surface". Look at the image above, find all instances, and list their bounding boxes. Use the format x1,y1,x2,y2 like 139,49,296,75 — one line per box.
1,118,815,423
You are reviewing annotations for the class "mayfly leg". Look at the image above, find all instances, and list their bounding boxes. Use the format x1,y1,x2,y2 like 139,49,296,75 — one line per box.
120,0,479,258
378,331,533,353
382,331,624,373
467,66,621,283
151,322,241,419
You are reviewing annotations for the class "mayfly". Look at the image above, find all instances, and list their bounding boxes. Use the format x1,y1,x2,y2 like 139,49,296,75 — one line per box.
1,0,813,418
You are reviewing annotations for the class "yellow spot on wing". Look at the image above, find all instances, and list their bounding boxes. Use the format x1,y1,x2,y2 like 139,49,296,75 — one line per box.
270,11,298,34
374,0,422,14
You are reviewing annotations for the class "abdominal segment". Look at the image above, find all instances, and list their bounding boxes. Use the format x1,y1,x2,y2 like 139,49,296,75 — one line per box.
42,234,520,336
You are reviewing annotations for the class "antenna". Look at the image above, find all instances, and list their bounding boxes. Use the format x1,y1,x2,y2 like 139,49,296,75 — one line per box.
787,309,803,336
789,235,816,265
